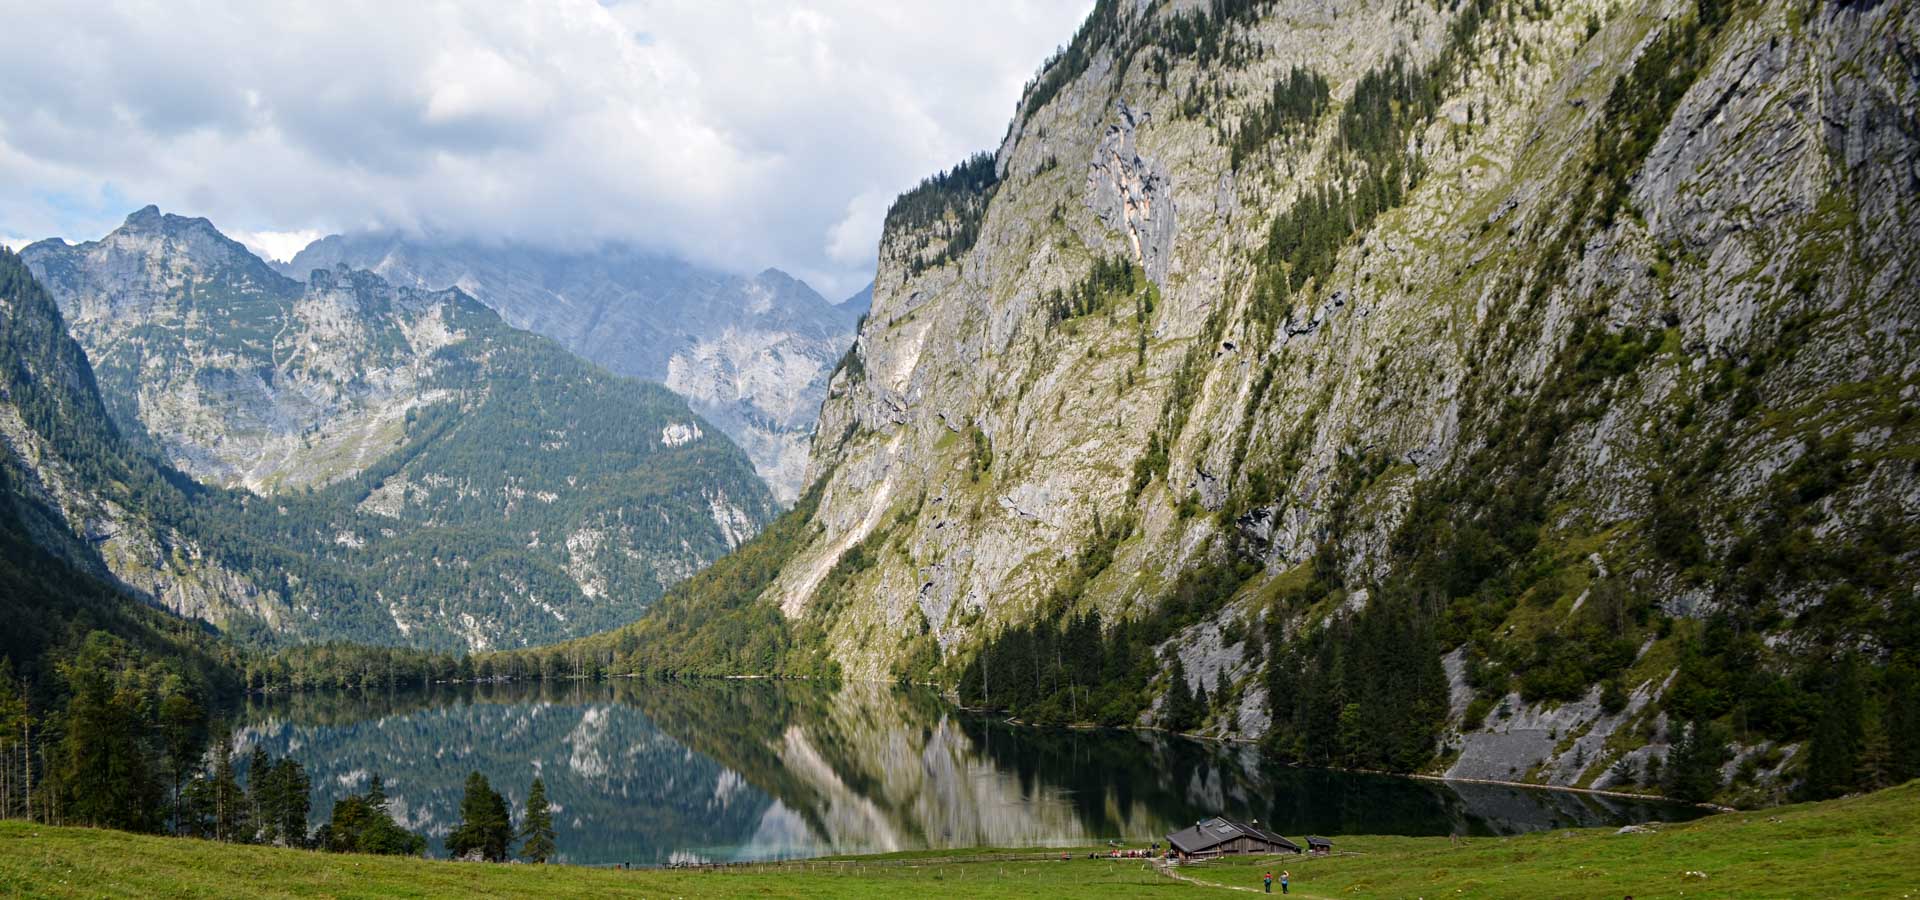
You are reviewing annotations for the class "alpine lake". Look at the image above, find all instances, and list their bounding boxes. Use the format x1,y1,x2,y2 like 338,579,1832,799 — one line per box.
235,679,1708,867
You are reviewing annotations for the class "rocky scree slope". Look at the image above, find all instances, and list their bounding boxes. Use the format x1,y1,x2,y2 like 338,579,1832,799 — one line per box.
17,213,775,650
602,0,1920,803
285,235,866,503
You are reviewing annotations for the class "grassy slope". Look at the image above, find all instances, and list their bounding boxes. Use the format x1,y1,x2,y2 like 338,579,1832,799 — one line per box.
0,783,1911,898
1190,781,1918,899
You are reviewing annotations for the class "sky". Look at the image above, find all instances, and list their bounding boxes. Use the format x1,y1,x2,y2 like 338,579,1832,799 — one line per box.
0,1,1093,299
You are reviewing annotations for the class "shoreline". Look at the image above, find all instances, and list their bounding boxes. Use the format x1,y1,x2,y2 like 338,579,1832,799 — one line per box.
961,704,1711,811
262,673,1717,812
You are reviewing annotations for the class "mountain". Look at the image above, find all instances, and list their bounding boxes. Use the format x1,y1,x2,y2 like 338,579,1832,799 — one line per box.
552,0,1920,802
285,235,864,502
17,212,777,650
0,246,241,687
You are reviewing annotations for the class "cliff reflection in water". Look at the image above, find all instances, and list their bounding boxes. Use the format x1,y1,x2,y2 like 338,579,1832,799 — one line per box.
237,680,1704,865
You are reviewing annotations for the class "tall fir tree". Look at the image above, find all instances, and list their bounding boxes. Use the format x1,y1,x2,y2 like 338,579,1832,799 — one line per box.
0,660,31,820
157,686,203,835
270,759,311,847
318,774,424,857
1802,656,1867,800
447,772,512,862
1887,663,1920,785
247,745,271,840
1664,718,1731,803
54,634,160,832
1164,656,1198,732
210,731,247,843
519,777,556,863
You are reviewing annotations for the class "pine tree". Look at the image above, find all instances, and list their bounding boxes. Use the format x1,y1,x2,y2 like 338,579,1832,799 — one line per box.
0,660,31,820
318,774,424,856
1663,718,1730,803
447,772,511,862
519,777,556,863
1888,664,1920,785
158,687,203,835
271,759,311,847
1856,721,1893,791
247,745,271,841
210,732,246,842
1801,656,1865,800
54,634,160,832
1164,657,1198,732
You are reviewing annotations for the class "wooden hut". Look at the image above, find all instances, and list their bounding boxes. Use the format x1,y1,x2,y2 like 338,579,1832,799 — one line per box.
1306,836,1333,854
1165,817,1301,859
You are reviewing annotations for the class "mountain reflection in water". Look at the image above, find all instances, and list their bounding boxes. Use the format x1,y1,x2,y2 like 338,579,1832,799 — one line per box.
236,680,1706,866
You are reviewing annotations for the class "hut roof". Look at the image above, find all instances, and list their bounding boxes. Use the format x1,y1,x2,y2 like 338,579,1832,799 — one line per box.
1165,817,1301,854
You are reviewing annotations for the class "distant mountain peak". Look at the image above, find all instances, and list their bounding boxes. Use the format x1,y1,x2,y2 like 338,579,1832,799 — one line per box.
118,204,218,236
106,206,271,275
285,233,862,502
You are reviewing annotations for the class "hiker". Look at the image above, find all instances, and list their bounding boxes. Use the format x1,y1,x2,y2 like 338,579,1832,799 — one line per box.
1281,870,1290,894
1264,871,1273,893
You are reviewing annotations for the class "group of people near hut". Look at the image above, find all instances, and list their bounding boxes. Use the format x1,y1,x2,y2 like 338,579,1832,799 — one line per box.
1080,847,1159,859
1068,839,1177,861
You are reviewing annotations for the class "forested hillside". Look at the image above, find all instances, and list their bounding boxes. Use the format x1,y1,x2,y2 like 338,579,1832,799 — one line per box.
0,246,245,829
531,0,1920,807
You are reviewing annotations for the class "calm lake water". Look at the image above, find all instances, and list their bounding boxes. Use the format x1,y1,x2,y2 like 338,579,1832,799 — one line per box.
236,679,1707,866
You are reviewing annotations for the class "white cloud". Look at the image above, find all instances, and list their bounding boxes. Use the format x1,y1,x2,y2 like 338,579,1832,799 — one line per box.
825,190,891,266
231,229,326,264
0,1,1093,298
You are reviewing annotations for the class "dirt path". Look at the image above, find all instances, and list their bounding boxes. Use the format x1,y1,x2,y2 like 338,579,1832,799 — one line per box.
1153,860,1331,898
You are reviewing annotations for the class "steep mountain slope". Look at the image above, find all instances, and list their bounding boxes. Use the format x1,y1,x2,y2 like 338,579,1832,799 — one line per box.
15,217,776,650
578,0,1920,801
285,235,864,502
0,246,245,689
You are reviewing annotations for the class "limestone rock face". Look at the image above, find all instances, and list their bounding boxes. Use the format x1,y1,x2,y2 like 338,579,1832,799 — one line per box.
286,236,864,502
23,211,458,493
753,0,1920,792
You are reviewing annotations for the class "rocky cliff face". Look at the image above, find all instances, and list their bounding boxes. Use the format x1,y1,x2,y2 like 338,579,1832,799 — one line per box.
709,0,1918,798
15,215,777,650
285,235,864,502
24,209,463,493
0,244,285,634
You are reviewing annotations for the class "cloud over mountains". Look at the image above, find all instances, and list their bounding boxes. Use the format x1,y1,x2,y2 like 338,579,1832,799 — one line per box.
0,0,1090,297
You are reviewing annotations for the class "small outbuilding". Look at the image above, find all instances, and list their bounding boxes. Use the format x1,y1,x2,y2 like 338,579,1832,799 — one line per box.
1306,836,1333,854
1165,817,1301,859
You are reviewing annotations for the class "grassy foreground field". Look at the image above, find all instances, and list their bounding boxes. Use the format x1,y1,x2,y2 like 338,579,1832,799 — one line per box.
1188,781,1918,898
0,782,1911,898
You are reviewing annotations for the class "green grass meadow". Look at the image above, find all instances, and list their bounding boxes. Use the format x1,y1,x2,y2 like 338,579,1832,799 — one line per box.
0,782,1912,898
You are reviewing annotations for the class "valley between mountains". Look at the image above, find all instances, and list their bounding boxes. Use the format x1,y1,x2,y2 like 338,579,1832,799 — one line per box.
1,0,1915,819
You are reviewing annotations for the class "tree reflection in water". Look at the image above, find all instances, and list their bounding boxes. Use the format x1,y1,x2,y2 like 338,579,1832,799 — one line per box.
237,680,1704,865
